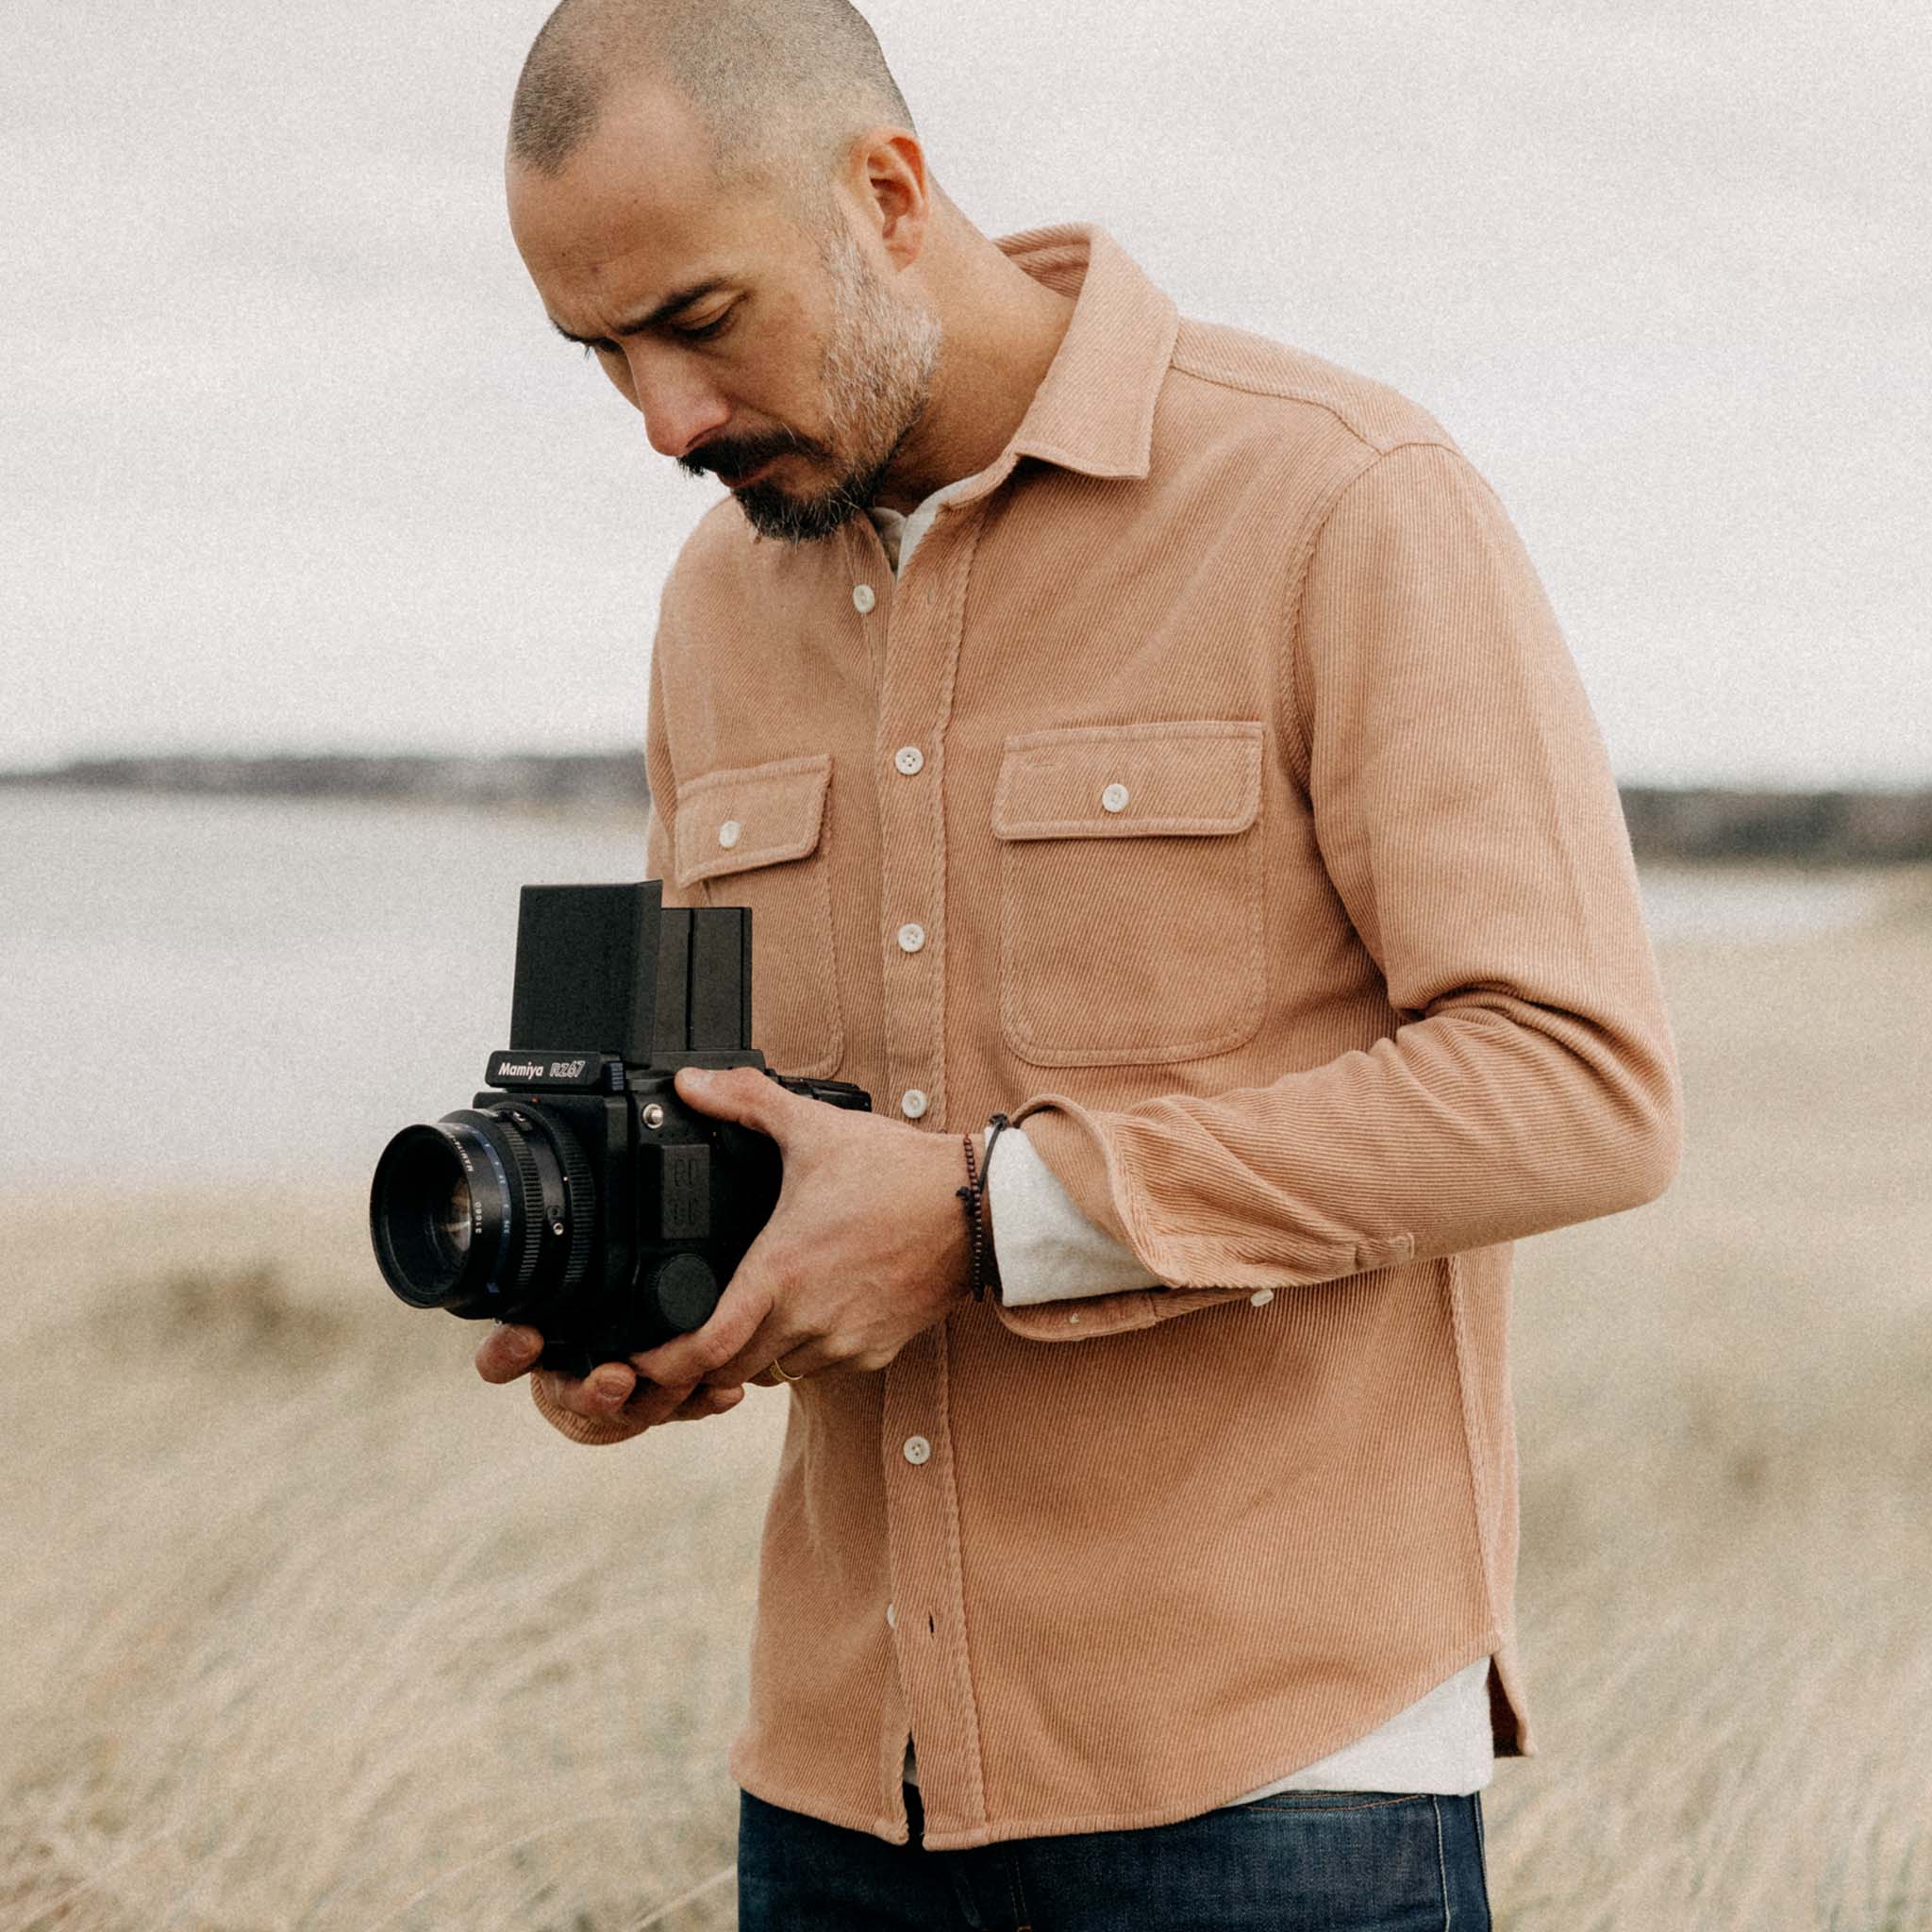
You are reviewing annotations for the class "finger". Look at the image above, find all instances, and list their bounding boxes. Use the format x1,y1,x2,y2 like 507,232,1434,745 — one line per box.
701,1320,807,1390
673,1064,796,1140
620,1377,708,1427
536,1379,742,1442
475,1323,544,1384
529,1374,651,1448
629,1274,774,1389
532,1363,626,1424
703,1291,862,1386
583,1360,639,1411
671,1382,746,1422
757,1345,843,1383
690,1315,829,1388
539,1362,702,1432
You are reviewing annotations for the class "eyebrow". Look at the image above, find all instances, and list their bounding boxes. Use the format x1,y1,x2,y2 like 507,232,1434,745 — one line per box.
548,279,733,347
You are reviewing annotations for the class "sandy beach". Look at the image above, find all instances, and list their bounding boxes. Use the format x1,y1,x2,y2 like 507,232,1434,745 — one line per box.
5,863,1928,1929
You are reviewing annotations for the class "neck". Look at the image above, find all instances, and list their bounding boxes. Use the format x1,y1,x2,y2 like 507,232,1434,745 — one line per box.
872,203,1077,514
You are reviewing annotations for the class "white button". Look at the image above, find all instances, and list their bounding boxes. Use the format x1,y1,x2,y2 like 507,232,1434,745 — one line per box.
853,583,876,614
903,1435,932,1465
718,819,741,848
897,922,925,953
1250,1289,1274,1307
894,744,924,776
1068,1313,1081,1324
1101,783,1129,813
886,1602,897,1628
899,1089,928,1119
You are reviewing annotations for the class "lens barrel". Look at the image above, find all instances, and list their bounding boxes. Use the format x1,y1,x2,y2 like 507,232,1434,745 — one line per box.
370,1105,591,1320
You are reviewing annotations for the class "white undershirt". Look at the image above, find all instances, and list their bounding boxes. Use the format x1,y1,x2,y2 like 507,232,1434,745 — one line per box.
865,485,1495,1806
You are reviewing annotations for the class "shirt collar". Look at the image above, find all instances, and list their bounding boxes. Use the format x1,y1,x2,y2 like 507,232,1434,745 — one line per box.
987,221,1181,487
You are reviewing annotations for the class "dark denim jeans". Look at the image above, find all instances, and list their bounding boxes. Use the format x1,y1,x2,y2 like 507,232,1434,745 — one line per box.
739,1780,1492,1931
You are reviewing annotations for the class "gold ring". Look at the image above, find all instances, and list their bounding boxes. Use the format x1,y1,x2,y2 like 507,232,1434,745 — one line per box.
771,1357,804,1384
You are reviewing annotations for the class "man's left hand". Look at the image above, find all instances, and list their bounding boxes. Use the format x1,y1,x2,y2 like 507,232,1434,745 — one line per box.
621,1064,979,1393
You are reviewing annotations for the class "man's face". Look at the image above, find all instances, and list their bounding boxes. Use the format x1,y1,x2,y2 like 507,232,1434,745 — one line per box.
508,81,942,542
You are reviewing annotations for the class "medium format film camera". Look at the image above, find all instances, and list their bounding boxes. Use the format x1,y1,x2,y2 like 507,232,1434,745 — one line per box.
368,881,872,1376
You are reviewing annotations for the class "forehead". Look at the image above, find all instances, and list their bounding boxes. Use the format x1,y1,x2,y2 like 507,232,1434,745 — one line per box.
508,78,795,319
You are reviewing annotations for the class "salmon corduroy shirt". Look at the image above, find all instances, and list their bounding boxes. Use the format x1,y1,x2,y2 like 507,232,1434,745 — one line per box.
641,222,1683,1852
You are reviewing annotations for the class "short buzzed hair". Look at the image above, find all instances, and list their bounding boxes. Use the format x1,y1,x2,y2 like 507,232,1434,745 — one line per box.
508,0,916,213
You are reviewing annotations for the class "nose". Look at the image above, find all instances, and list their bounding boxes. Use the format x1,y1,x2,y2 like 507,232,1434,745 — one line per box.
625,349,732,461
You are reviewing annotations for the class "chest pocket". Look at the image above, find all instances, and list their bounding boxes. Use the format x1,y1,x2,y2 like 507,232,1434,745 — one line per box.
674,752,841,1079
991,721,1266,1066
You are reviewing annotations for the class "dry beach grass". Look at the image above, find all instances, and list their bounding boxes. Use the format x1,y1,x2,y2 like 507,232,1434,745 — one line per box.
3,863,1928,1929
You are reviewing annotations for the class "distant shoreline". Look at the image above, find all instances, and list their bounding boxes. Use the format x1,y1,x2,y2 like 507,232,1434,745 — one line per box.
0,751,649,813
5,751,1930,865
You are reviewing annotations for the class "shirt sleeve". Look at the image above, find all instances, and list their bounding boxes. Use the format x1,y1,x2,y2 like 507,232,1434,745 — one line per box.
992,441,1683,1343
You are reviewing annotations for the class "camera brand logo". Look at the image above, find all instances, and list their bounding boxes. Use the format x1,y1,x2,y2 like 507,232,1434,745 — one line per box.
490,1056,592,1082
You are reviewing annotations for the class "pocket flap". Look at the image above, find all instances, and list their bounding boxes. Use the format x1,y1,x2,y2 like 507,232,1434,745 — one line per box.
991,721,1263,840
674,753,831,886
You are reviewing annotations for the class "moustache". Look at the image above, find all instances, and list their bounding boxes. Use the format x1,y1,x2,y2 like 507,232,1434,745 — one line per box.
684,438,809,484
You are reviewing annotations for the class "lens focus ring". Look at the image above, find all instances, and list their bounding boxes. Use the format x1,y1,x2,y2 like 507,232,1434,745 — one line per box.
546,1119,595,1292
494,1118,548,1294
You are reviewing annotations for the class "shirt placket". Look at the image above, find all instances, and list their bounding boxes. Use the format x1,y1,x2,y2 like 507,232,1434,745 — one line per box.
850,511,991,1840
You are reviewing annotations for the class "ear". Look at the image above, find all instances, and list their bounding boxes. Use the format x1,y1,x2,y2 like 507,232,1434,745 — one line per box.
857,127,930,271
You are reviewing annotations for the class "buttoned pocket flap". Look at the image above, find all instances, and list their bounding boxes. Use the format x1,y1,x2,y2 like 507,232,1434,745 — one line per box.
991,721,1263,840
674,753,832,887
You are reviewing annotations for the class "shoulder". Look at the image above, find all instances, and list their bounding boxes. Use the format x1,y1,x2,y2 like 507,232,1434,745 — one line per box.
654,491,834,644
660,494,758,611
1161,314,1466,483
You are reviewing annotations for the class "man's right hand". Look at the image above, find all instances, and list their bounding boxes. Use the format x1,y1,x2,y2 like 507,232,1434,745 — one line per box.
475,1323,748,1447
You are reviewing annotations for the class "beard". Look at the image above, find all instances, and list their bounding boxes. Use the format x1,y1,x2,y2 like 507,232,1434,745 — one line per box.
693,215,943,545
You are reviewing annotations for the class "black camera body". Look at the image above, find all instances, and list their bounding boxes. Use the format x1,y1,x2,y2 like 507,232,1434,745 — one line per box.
370,880,871,1376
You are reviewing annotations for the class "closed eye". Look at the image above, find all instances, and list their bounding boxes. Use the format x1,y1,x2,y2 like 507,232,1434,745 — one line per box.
579,310,733,358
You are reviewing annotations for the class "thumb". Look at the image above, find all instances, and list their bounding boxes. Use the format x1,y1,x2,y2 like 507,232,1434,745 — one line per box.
674,1063,790,1135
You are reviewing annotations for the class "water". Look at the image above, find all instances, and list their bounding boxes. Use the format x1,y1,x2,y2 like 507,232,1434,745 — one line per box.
1635,867,1893,943
3,790,651,1184
1,791,1900,1182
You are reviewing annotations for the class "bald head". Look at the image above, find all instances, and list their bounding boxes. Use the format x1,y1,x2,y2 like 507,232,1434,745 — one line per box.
509,0,916,217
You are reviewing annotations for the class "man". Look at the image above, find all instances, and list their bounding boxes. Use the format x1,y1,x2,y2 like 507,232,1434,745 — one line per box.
477,1,1684,1925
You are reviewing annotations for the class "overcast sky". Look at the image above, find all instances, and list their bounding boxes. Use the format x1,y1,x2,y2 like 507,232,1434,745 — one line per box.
5,0,1926,786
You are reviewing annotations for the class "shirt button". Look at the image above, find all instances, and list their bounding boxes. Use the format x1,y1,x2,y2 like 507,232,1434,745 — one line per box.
903,1435,932,1465
899,1089,928,1119
853,583,876,614
886,1602,897,1628
1250,1289,1275,1307
718,819,741,848
894,744,924,776
1101,783,1129,813
897,922,926,953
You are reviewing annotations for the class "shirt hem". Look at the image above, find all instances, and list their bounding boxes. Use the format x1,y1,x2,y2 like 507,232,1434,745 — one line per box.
734,1761,915,1849
741,1633,1514,1852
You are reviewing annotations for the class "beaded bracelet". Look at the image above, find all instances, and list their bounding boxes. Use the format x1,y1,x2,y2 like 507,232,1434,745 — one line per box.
955,1112,1012,1302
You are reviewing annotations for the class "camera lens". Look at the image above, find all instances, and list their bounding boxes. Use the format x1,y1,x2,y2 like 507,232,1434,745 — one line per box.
370,1107,591,1320
438,1174,474,1258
